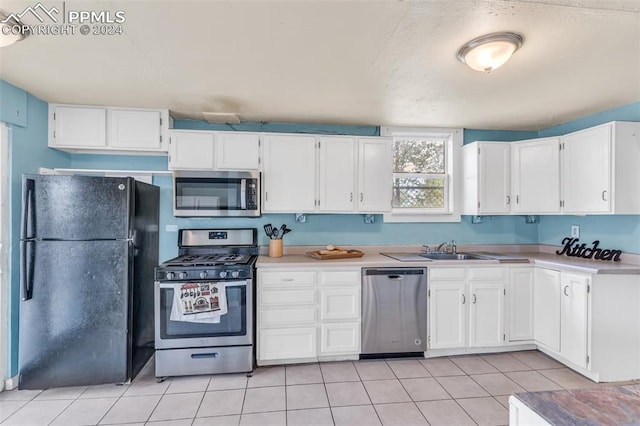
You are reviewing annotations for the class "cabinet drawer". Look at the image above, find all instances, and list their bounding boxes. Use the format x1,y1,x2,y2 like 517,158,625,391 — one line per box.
429,268,466,280
259,271,316,287
320,288,360,320
259,289,316,307
260,307,317,326
258,327,317,361
468,267,505,280
319,270,361,286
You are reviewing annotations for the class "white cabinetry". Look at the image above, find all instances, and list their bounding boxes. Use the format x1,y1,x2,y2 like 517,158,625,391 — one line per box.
262,134,317,213
533,268,561,352
533,267,640,382
257,267,360,365
428,267,505,351
168,131,215,170
561,121,640,214
511,137,561,214
462,142,511,215
215,132,260,170
318,137,357,212
169,130,260,171
357,137,393,212
49,104,169,154
507,267,534,342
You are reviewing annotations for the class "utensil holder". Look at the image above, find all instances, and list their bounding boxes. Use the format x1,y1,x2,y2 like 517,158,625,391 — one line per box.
268,239,283,258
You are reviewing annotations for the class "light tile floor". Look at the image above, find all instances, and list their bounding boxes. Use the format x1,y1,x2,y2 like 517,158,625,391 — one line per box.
1,350,638,426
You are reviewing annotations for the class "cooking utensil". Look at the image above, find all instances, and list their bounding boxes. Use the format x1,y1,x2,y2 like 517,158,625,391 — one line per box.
277,224,286,239
282,228,291,237
263,224,273,239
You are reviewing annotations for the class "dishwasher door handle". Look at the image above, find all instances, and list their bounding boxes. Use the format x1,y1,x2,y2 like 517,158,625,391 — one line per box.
387,275,404,280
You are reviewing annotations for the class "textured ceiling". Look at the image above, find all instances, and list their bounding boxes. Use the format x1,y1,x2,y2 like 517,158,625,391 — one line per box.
1,0,639,130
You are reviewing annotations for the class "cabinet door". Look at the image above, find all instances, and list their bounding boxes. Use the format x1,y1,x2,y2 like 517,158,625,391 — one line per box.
168,131,215,170
511,138,561,213
508,268,534,342
258,327,317,361
320,323,360,355
109,109,162,150
469,281,505,347
428,282,466,349
319,137,357,212
534,268,561,352
320,288,360,320
215,132,260,170
562,125,611,213
53,106,107,147
479,143,511,214
560,272,589,368
358,137,392,212
262,134,317,212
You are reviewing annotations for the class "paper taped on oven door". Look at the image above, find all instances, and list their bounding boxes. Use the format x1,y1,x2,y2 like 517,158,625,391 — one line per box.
170,282,228,323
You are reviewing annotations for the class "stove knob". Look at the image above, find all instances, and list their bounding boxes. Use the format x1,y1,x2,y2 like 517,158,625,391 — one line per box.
219,271,228,279
231,271,240,279
199,271,208,279
179,272,188,280
166,272,175,280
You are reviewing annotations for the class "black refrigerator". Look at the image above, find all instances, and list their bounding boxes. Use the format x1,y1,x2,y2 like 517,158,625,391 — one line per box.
19,174,159,390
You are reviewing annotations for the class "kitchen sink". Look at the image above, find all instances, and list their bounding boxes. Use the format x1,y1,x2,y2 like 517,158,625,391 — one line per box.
420,253,490,260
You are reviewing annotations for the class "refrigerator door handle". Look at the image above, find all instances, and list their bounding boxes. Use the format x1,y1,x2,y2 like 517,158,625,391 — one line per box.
22,178,36,239
21,240,35,300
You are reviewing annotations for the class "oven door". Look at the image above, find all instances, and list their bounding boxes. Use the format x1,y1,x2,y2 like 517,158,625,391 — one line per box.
155,279,253,349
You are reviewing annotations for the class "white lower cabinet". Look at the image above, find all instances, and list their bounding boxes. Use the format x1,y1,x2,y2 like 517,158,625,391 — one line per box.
533,267,640,382
257,267,360,365
507,267,534,342
428,267,505,351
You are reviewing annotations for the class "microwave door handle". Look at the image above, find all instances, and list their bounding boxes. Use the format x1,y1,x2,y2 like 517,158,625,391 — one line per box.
240,179,247,210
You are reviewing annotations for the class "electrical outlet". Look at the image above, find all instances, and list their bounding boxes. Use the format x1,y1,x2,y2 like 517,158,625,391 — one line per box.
571,225,580,238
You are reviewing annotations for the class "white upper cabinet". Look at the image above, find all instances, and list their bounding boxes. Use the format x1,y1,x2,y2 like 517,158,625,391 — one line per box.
318,136,357,212
561,121,640,214
511,137,561,214
262,134,317,212
168,130,215,170
109,109,163,150
357,137,393,212
215,132,261,170
49,103,169,154
462,142,511,215
51,105,107,148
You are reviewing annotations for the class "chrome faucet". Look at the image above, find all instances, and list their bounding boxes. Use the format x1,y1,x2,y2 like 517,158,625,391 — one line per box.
436,240,457,254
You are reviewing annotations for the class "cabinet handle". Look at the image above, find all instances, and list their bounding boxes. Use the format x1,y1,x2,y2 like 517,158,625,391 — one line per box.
601,190,607,201
349,193,353,202
506,195,510,205
360,193,364,202
472,294,477,304
516,195,520,204
563,285,569,296
282,278,294,282
265,192,268,202
462,294,466,304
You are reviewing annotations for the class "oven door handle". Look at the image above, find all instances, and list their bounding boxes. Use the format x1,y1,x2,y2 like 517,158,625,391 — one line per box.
159,281,248,289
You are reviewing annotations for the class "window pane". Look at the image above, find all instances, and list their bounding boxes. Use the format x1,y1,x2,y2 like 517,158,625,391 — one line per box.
393,139,445,173
392,177,445,208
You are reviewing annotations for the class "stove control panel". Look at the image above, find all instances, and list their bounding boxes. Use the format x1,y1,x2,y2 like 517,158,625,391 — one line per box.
156,268,251,281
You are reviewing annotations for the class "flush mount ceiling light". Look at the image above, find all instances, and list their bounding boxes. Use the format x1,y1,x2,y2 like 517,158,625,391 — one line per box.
0,10,29,47
457,32,523,73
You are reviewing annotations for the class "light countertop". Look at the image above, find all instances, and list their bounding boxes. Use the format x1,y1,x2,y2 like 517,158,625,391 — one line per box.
256,245,640,275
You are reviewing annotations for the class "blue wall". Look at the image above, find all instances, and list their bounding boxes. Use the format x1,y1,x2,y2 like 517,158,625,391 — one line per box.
1,81,70,377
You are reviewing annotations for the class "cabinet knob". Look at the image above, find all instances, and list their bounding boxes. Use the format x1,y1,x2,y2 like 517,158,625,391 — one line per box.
349,193,353,202
506,195,510,205
563,285,570,296
472,294,477,304
360,193,364,202
462,294,466,304
601,190,607,201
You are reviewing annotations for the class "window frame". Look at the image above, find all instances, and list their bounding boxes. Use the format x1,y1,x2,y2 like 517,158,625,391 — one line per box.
381,126,462,223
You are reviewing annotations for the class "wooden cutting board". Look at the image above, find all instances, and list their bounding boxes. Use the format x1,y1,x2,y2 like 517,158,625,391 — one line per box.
305,250,365,260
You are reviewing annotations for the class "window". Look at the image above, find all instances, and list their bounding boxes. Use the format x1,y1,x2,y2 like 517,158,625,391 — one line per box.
381,127,462,223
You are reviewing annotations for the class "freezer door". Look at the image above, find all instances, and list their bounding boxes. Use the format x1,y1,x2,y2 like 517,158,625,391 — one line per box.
19,240,132,389
22,174,133,240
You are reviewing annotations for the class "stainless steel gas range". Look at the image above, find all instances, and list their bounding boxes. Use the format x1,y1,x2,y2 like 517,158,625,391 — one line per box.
154,228,258,378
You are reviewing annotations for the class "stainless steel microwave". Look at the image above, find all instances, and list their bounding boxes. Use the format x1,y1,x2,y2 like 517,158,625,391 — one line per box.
173,171,260,217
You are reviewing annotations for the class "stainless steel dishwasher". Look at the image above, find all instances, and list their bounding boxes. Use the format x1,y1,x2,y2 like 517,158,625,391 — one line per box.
361,268,427,356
